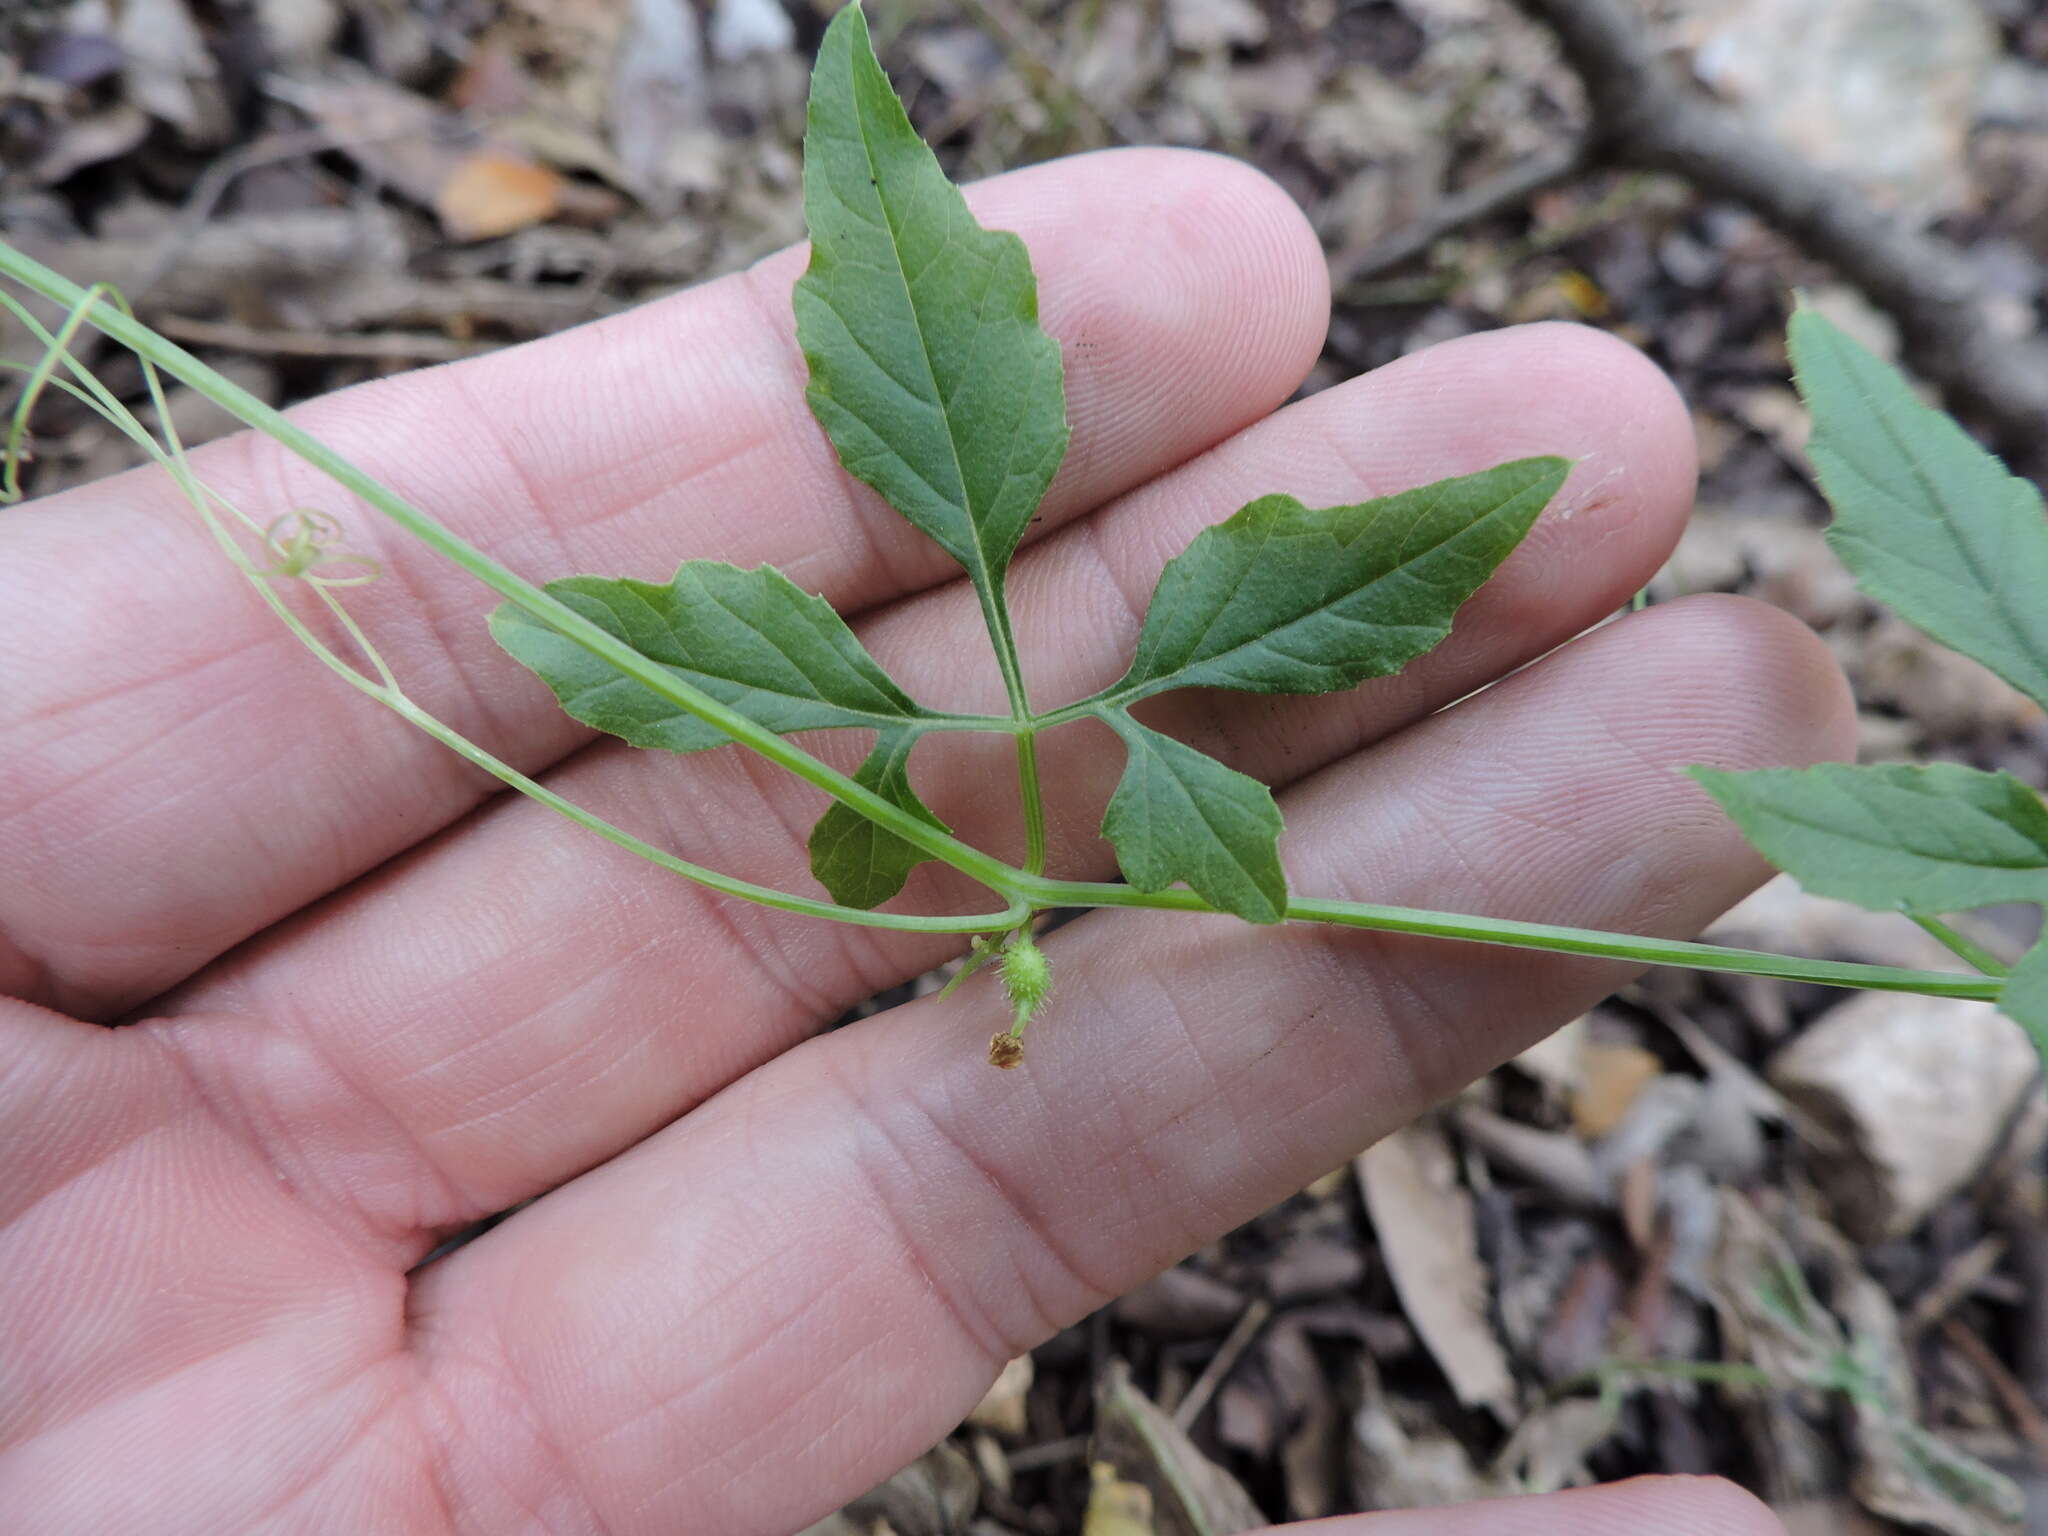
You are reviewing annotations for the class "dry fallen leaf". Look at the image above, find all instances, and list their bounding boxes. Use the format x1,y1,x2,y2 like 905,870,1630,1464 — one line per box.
1572,1040,1663,1139
271,73,566,243
1093,1360,1265,1536
1165,0,1269,53
1346,1351,1505,1510
966,1353,1034,1439
814,1442,980,1536
1710,1191,2023,1535
434,151,565,241
1084,1461,1157,1536
1357,1120,1517,1422
114,0,230,144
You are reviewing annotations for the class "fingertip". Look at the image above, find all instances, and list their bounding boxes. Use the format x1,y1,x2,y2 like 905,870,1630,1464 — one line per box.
1638,593,1859,774
1275,322,1698,652
1449,322,1699,592
1025,147,1331,479
1282,1475,1785,1535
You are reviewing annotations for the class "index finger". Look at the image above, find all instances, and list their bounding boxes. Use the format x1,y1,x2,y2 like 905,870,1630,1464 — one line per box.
0,147,1329,1018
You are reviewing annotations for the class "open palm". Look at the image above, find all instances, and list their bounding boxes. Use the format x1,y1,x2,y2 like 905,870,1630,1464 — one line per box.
1,150,1836,1534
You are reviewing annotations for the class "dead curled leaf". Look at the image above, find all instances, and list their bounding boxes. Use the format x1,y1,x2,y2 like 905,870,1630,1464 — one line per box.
1092,1360,1265,1536
434,151,563,241
1356,1119,1517,1422
1709,1190,2023,1536
1084,1461,1158,1536
268,72,566,242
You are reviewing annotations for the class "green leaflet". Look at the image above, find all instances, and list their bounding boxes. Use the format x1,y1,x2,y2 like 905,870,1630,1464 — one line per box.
1108,459,1570,701
490,560,932,752
793,3,1068,603
1691,762,2048,916
1078,461,1564,918
1790,304,2048,711
808,726,948,907
491,559,954,909
1100,713,1287,924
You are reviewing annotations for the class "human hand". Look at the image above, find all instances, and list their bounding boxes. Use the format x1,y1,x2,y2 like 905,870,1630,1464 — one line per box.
0,149,1842,1533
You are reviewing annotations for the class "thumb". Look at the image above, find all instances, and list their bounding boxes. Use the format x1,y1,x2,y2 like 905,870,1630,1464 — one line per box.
1268,1476,1786,1536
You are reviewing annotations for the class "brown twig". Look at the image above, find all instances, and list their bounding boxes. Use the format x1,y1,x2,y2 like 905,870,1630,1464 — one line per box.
1512,0,2048,465
152,315,492,362
1941,1316,2048,1465
1169,1296,1273,1432
1903,1235,2007,1339
1331,138,1589,289
132,128,360,299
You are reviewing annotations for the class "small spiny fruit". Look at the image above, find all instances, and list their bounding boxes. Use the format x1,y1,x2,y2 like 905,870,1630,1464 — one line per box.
1000,933,1051,1023
988,932,1051,1068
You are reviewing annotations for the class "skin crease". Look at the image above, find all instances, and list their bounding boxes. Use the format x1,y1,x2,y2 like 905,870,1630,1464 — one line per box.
0,148,1847,1533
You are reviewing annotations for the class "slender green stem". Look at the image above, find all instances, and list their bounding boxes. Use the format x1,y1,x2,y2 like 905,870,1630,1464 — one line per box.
8,310,1025,939
1014,729,1048,877
4,282,114,500
0,243,1025,896
973,573,1049,885
1033,681,1150,732
1910,913,2011,977
1013,877,2004,1001
386,692,1026,933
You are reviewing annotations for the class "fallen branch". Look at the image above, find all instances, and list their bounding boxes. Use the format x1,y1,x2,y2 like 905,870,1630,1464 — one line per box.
1331,138,1588,289
1514,0,2048,464
153,315,492,362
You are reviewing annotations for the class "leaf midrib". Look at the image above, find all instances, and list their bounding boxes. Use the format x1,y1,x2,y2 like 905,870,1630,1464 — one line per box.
1090,478,1525,714
556,581,929,731
847,66,995,598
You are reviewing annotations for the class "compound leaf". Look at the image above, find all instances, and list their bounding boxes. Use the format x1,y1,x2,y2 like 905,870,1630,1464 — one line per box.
794,2,1068,600
1790,304,2048,711
491,560,931,753
808,726,947,908
1101,712,1286,924
1691,761,2048,916
1109,458,1569,702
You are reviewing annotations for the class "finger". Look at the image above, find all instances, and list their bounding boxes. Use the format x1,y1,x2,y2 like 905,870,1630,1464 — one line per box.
158,325,1697,1246
1277,1477,1785,1535
404,597,1852,1534
0,147,1328,1018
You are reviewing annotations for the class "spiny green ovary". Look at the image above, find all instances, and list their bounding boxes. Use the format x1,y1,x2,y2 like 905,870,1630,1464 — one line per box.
1113,458,1570,700
1001,933,1052,1020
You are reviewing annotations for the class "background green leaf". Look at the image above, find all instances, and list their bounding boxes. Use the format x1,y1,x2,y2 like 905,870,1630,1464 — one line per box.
807,726,948,907
1100,713,1287,924
1996,940,2048,1063
1790,305,2048,711
1691,761,2048,915
793,3,1068,599
490,560,931,753
1110,458,1570,701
